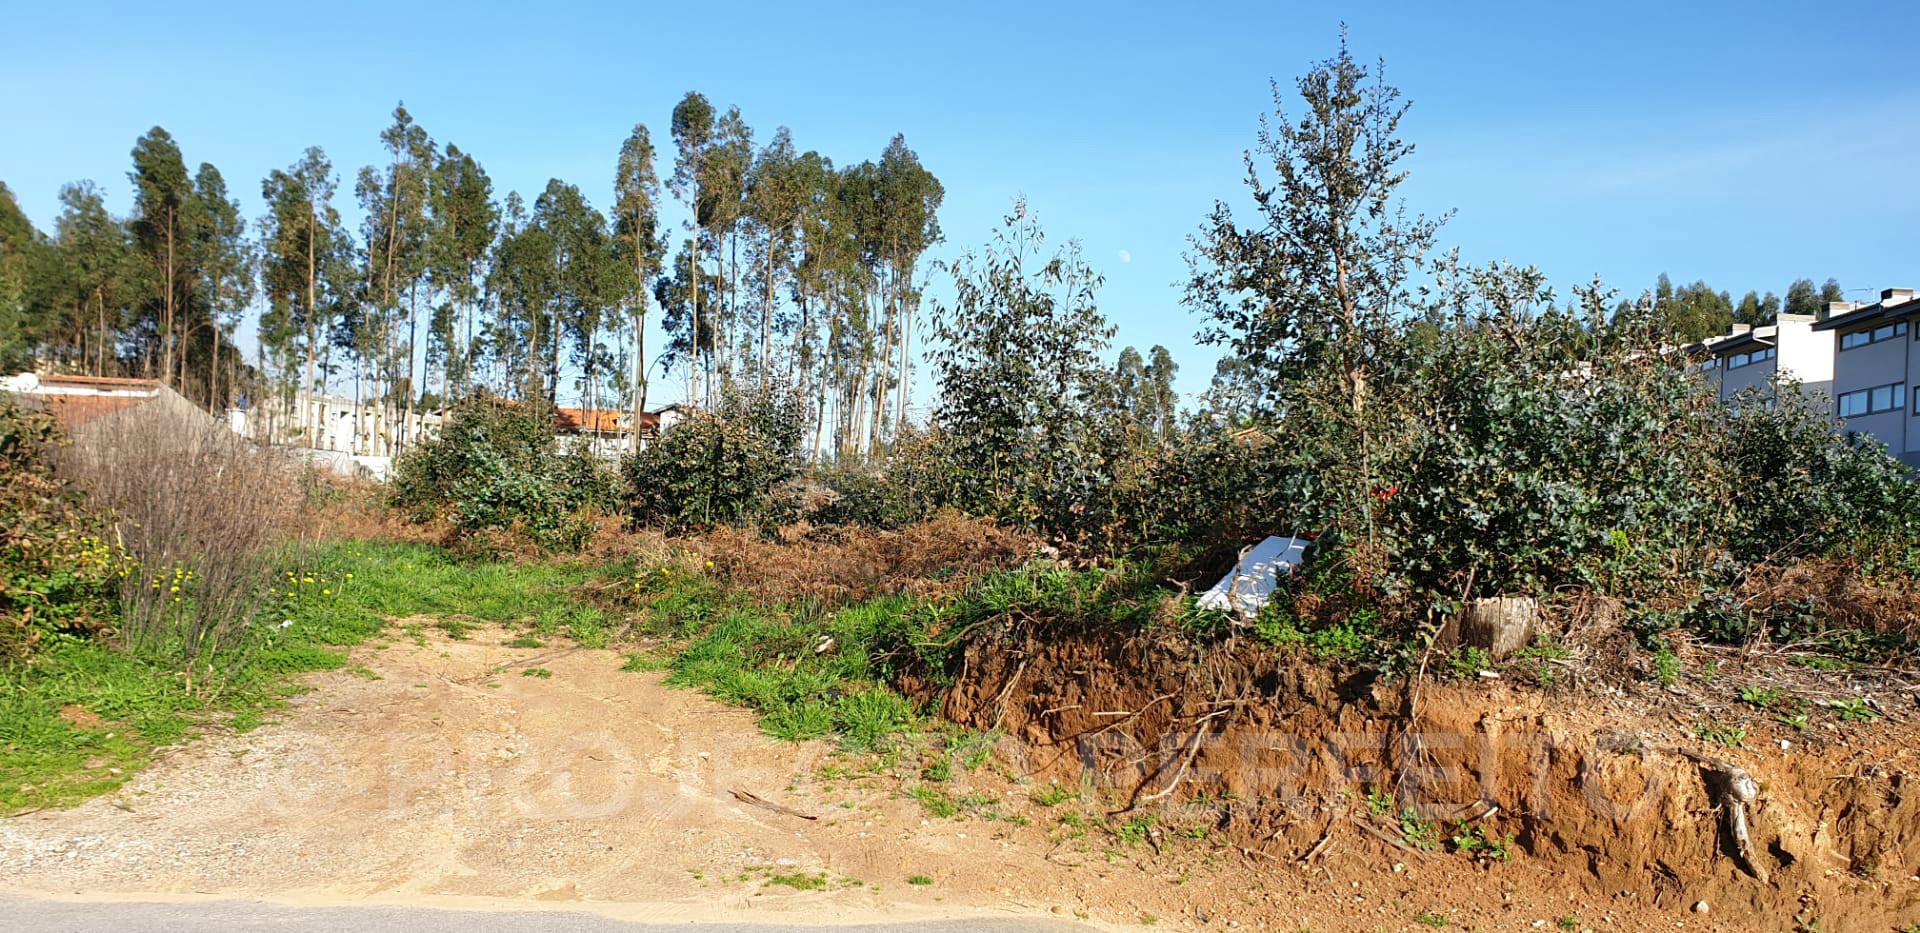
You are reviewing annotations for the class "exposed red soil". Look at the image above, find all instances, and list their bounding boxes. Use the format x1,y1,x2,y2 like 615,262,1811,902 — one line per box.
936,623,1920,932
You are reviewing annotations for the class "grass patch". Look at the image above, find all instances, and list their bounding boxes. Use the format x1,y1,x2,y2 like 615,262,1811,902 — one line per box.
910,784,958,818
633,572,927,751
764,871,829,891
2,539,609,815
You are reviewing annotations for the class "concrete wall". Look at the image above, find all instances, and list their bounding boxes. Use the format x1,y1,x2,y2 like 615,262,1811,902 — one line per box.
1717,357,1775,400
1832,327,1908,453
1775,315,1833,385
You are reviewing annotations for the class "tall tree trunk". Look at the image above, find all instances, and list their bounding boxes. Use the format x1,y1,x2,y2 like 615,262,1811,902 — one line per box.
161,205,176,386
94,287,107,376
404,283,419,451
690,227,703,409
303,211,318,446
761,230,774,396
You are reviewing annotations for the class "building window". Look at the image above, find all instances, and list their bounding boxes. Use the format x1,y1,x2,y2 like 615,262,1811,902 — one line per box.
1838,382,1905,417
1839,321,1907,350
1725,347,1776,370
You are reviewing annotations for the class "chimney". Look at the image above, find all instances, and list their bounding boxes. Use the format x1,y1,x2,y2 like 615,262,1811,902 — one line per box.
1883,287,1916,306
1821,300,1860,321
1730,323,1752,335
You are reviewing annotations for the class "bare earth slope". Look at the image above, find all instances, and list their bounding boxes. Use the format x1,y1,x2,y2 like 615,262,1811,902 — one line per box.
0,631,1098,929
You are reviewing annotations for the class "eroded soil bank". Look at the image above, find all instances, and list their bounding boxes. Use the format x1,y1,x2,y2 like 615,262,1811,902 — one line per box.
938,625,1920,932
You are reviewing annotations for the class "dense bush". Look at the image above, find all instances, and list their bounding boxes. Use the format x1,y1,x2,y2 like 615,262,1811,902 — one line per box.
1368,288,1728,600
804,429,953,529
1718,387,1920,567
391,394,610,551
622,392,801,533
0,397,116,659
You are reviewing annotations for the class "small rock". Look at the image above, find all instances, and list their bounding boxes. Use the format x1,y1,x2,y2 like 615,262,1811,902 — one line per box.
1693,900,1709,914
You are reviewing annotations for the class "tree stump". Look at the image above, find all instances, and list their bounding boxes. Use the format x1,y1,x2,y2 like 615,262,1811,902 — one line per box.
1459,596,1538,660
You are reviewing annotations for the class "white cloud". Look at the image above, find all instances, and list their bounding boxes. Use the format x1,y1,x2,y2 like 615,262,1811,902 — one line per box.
1117,249,1132,264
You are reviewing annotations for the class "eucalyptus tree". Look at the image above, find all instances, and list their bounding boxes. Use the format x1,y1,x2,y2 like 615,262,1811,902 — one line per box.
488,191,555,401
0,183,52,370
745,127,813,394
426,143,498,401
706,107,754,390
1783,278,1819,317
790,156,852,455
930,198,1112,522
1734,290,1781,327
872,134,943,440
260,147,347,442
529,179,621,412
51,182,138,376
129,127,195,383
1184,36,1443,549
190,163,254,408
613,123,666,444
654,239,716,391
356,103,437,448
668,92,716,404
1145,345,1178,439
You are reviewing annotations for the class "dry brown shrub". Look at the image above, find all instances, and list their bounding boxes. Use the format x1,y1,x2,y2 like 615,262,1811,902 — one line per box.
1743,557,1920,642
297,472,435,543
685,510,1036,607
59,407,300,660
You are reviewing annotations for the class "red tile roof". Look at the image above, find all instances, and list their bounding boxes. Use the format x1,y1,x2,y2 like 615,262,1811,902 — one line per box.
555,407,633,434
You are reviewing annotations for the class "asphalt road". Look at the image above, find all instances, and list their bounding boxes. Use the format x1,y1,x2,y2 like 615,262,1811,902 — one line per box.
2,897,1095,933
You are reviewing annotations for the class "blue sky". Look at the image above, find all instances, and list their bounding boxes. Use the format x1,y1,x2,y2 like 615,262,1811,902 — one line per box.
4,0,1917,409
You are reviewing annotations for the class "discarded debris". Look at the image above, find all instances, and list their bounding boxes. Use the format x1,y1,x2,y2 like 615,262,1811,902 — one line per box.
1197,535,1313,618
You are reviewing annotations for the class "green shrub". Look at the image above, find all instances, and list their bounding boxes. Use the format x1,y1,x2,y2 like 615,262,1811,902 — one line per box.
1719,387,1920,566
621,400,798,533
391,394,608,551
0,397,117,660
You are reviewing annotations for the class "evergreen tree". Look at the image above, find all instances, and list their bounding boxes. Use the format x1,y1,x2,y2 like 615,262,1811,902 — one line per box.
613,123,666,443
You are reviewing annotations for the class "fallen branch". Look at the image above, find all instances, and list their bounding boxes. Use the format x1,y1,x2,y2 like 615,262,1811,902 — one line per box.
729,788,817,821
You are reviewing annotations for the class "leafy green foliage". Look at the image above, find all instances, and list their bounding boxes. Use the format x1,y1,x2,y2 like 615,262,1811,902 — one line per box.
1719,387,1920,566
0,398,117,659
391,393,608,551
622,390,801,533
928,200,1119,541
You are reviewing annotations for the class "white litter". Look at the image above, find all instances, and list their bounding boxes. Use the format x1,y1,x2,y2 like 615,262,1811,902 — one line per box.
1195,535,1312,618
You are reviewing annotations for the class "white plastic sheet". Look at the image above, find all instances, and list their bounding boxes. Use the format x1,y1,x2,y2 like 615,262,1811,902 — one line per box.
1195,535,1312,618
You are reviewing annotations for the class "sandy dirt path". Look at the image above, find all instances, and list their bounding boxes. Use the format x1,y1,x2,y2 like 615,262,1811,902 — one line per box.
0,629,1111,929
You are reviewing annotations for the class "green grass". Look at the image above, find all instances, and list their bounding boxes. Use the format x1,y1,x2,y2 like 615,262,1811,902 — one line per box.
763,871,829,890
1031,783,1075,807
906,874,933,886
635,572,926,751
910,784,958,818
1,539,607,815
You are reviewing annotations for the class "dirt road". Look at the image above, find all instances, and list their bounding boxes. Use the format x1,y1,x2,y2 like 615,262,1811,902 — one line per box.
0,630,1112,928
1,894,1088,932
